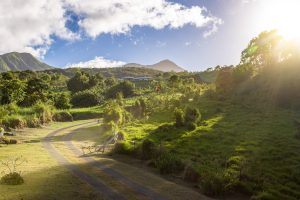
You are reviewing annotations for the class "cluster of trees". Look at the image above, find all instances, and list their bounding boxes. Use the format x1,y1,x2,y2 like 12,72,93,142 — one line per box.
0,71,50,107
214,30,300,109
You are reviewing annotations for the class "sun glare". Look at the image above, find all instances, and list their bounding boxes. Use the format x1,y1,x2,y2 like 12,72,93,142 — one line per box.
259,0,300,41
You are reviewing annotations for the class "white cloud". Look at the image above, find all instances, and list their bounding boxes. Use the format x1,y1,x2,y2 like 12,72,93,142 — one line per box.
65,56,126,68
65,0,223,38
0,0,78,57
0,0,222,57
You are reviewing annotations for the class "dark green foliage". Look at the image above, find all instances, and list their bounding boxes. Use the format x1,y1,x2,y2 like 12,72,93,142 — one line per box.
71,90,100,107
154,151,183,174
20,77,49,106
200,172,227,196
215,66,234,95
141,139,156,160
169,74,181,87
0,79,25,105
113,141,132,155
67,71,92,93
54,93,71,109
0,172,24,185
53,111,73,122
186,122,197,131
174,108,184,127
105,81,135,99
184,107,201,124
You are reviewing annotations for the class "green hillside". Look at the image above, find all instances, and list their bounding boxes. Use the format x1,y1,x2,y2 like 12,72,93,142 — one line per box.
0,52,52,72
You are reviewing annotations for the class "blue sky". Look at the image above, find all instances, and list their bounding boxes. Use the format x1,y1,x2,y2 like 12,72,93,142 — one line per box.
1,0,297,71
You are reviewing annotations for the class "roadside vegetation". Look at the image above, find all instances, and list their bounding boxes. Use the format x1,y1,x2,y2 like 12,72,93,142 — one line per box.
1,30,300,199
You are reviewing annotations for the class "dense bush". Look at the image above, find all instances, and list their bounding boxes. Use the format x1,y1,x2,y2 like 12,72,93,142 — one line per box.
54,93,71,109
113,141,132,155
105,81,135,99
1,115,26,129
33,102,54,124
154,151,183,174
184,107,201,124
186,122,197,131
141,139,156,160
53,111,73,122
71,90,100,107
174,108,184,127
0,172,24,185
25,115,41,128
200,172,227,197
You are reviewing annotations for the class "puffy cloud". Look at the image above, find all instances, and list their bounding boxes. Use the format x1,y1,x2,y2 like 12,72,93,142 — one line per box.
65,0,222,38
0,0,78,57
0,0,222,57
65,56,126,68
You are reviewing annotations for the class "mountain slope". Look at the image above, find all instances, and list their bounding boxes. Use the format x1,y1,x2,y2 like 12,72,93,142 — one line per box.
124,59,185,72
0,52,53,72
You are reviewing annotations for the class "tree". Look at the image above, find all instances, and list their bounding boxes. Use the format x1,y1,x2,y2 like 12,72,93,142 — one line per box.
54,93,71,109
215,66,234,95
105,81,135,99
184,107,201,124
174,108,184,127
20,77,49,106
67,71,91,93
240,30,284,67
70,90,100,107
0,79,25,105
169,75,181,87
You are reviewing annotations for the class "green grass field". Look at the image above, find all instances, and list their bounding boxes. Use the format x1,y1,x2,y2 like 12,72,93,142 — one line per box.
120,97,300,199
0,120,104,200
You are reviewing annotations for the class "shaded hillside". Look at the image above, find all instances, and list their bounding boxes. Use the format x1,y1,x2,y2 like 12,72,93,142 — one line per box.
124,59,185,72
0,52,52,72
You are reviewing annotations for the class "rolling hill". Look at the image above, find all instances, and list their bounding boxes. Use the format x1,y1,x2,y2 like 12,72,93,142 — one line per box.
0,52,53,72
124,59,185,72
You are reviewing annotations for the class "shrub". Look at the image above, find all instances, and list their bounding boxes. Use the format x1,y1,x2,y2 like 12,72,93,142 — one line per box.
8,139,18,144
141,139,156,160
155,151,183,174
103,104,125,125
105,81,135,99
101,121,117,132
71,90,100,107
200,172,227,197
186,122,197,131
33,102,54,124
174,108,184,127
25,115,41,128
1,115,26,129
0,172,24,185
113,141,132,155
54,93,71,109
184,107,201,124
0,136,10,144
53,111,73,122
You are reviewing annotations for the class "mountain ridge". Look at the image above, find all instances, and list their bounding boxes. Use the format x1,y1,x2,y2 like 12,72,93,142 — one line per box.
124,59,185,72
0,52,53,72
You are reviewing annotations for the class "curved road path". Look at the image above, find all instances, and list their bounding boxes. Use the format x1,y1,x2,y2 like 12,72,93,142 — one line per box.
42,121,211,200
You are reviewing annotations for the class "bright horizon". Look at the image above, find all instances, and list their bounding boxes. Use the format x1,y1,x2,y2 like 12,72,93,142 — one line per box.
0,0,299,71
